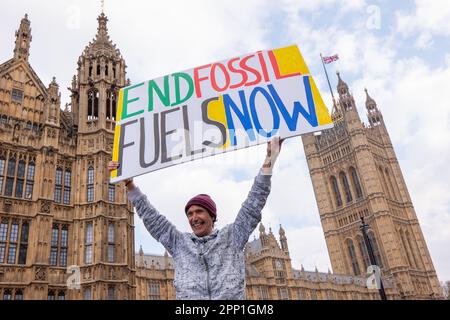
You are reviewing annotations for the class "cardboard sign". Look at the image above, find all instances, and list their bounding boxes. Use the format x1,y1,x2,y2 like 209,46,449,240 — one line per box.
110,45,333,182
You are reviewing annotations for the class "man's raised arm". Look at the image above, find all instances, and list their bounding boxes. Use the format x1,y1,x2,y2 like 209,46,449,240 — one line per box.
108,161,182,256
231,137,283,250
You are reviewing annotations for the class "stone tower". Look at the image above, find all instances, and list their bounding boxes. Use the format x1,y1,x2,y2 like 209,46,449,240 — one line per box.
0,13,135,300
301,72,442,299
245,223,294,299
68,12,135,300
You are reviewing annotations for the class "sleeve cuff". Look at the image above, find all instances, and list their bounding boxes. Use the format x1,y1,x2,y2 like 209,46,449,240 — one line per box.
256,169,272,183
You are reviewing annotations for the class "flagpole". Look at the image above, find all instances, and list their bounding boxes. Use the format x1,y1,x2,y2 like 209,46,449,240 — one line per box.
320,53,336,107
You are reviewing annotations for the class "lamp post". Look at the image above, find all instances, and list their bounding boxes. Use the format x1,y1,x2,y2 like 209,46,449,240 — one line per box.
360,217,387,300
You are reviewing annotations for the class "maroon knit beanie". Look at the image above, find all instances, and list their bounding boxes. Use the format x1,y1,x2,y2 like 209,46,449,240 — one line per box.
185,194,217,221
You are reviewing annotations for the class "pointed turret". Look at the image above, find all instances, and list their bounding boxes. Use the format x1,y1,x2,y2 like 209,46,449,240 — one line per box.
45,77,61,125
336,71,349,96
259,222,266,235
13,14,32,61
137,245,144,267
71,12,126,131
279,224,289,254
365,88,384,127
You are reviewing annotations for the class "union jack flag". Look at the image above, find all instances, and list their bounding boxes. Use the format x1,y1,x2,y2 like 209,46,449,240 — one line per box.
322,54,339,64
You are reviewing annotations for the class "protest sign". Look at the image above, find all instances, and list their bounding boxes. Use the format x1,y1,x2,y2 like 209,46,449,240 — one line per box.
110,45,333,182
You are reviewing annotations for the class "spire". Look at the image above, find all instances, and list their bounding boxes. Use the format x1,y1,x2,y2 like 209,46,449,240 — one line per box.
365,88,384,127
336,71,349,96
259,222,266,234
365,88,377,111
13,14,32,61
96,12,109,43
279,224,289,254
138,245,143,256
74,12,126,132
48,76,60,97
278,224,285,237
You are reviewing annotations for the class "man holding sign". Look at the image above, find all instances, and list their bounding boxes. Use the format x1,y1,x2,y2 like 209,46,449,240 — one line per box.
109,137,282,300
109,44,333,299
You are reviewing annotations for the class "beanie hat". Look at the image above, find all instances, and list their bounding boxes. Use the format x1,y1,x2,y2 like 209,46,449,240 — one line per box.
185,194,217,221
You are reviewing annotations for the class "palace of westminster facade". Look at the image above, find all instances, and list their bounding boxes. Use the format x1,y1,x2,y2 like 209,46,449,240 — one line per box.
0,13,442,300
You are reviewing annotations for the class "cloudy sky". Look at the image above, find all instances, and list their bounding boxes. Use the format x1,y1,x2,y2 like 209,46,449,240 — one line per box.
1,0,449,282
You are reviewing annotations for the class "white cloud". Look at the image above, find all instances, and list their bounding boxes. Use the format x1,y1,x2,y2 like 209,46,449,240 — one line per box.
397,0,450,36
396,0,450,48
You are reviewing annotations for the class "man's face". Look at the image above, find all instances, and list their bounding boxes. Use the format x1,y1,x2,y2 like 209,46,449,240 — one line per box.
186,205,214,237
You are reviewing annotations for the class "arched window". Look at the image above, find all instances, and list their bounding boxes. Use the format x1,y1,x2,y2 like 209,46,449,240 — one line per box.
330,176,342,208
107,286,115,300
3,289,12,300
87,90,99,120
15,160,26,198
0,156,5,194
368,231,383,268
58,291,65,300
346,239,360,275
63,169,71,205
54,167,63,203
47,290,55,300
60,225,68,267
87,166,94,202
85,222,93,264
357,235,370,270
108,223,115,263
0,218,8,263
15,289,23,300
350,167,363,199
50,224,59,266
5,156,17,196
25,162,35,199
84,287,92,300
96,64,101,76
89,65,93,77
106,90,117,121
18,221,29,265
8,220,19,264
105,65,109,76
340,171,353,203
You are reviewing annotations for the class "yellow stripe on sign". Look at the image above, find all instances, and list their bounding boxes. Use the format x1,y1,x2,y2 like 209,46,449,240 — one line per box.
272,45,310,76
207,95,229,149
116,89,124,122
309,77,333,125
111,124,121,179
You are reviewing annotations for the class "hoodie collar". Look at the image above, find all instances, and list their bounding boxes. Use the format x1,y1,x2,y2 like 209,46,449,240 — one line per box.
190,228,219,244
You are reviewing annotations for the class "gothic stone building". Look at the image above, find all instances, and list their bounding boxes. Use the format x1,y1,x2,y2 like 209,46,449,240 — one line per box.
0,13,441,300
0,13,135,300
300,74,442,299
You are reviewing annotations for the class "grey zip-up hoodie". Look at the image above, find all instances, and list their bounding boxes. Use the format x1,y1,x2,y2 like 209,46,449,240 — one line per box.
128,171,271,300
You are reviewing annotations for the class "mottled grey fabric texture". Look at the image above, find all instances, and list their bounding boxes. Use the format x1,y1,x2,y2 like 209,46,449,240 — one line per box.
128,172,271,300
